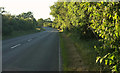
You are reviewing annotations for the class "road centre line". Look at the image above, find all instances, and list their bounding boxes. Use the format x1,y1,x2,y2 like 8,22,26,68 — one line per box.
11,44,21,49
27,39,32,42
11,38,33,49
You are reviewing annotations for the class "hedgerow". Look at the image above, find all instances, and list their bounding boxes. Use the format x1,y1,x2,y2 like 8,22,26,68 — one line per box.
50,1,120,72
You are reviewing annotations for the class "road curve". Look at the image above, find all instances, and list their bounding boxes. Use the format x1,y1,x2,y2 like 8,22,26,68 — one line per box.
2,27,61,71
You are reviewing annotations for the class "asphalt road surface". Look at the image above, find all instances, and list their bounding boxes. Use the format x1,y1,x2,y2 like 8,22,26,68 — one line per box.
2,27,61,71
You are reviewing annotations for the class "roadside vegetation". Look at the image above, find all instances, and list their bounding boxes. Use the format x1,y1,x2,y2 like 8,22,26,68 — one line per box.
1,7,52,40
1,1,120,72
50,1,120,72
60,32,100,71
59,33,70,71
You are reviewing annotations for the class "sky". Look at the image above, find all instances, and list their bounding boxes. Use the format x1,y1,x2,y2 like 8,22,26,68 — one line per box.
0,0,58,20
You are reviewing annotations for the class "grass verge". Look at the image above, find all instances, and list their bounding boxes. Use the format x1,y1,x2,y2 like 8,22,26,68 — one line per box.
60,32,101,71
2,30,37,40
66,32,101,71
59,32,70,71
3,28,46,40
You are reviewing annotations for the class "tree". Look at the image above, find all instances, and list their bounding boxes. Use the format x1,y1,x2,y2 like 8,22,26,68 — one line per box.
2,9,37,36
0,7,5,14
37,18,44,27
50,1,120,72
44,18,51,21
17,11,33,19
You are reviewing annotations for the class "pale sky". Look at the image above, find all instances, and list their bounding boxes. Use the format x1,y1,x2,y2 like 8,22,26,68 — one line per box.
0,0,58,20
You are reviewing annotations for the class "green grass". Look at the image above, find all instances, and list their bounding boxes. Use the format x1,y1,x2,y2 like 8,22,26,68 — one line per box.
74,39,100,70
2,28,46,40
41,28,46,31
2,30,37,40
66,32,101,71
59,32,70,71
60,31,101,71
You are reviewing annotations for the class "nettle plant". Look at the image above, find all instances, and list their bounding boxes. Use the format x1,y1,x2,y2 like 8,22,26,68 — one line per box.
89,2,120,72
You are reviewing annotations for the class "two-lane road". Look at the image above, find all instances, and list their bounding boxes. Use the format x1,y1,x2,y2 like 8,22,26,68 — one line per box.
2,27,61,71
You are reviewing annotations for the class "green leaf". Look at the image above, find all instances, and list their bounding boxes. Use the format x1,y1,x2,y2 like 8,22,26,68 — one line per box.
105,60,108,65
96,56,101,63
112,65,118,72
115,13,117,20
110,55,114,60
104,53,110,58
109,60,112,65
94,46,97,49
100,58,104,64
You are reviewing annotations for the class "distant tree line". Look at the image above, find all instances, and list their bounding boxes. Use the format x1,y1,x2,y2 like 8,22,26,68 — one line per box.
1,7,37,36
37,18,53,27
1,7,52,36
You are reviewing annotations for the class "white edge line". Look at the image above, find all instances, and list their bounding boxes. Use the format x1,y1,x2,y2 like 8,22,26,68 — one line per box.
11,44,21,49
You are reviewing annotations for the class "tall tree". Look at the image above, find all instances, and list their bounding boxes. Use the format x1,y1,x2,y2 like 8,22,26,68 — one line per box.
17,11,33,19
37,18,44,27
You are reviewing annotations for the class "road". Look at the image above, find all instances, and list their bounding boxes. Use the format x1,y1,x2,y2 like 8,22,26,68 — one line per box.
2,27,61,71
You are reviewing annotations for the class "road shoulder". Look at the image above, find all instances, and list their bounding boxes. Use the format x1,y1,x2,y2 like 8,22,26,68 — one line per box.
59,32,87,71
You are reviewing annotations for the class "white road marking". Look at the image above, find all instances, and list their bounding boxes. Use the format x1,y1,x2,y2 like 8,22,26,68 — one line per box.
27,39,32,42
11,44,21,49
59,37,62,71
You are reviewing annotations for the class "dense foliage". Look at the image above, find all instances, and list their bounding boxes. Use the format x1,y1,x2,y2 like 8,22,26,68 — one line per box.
1,7,53,37
90,2,120,72
50,2,96,39
37,18,53,27
2,10,37,36
50,2,120,72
